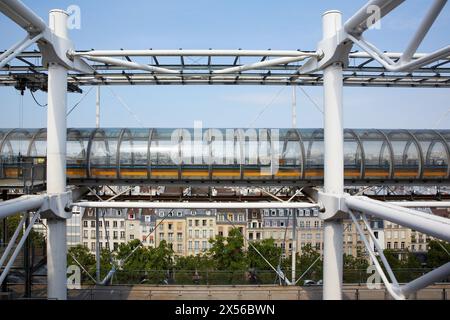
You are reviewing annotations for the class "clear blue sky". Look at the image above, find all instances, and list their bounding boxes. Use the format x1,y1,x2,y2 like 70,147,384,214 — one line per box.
0,0,449,129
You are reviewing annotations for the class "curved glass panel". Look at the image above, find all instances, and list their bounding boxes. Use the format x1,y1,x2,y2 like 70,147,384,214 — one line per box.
388,131,420,179
412,130,448,179
67,129,91,179
150,129,179,179
119,129,150,179
28,129,47,157
89,129,120,178
303,129,323,180
0,128,449,183
277,129,302,180
344,130,362,180
357,130,391,179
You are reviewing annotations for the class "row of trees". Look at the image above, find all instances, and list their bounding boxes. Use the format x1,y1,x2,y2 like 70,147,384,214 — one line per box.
68,227,450,285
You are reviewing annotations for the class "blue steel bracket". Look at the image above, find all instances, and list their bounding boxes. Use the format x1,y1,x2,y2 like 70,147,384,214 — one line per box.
317,191,349,221
40,191,73,219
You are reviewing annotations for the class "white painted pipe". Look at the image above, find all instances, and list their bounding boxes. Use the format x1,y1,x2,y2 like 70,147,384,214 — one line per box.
0,195,46,219
0,214,26,269
73,49,318,57
0,0,47,34
400,0,447,64
344,0,404,35
0,32,43,69
0,212,39,286
322,10,345,301
401,261,450,297
83,56,180,74
346,196,450,242
213,56,309,74
349,51,450,60
46,9,69,301
388,201,450,208
72,201,318,210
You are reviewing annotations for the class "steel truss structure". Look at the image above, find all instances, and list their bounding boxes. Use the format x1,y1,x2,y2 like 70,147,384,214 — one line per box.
1,50,450,89
0,0,450,301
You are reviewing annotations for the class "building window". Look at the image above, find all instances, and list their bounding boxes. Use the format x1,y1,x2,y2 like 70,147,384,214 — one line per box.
91,242,95,251
91,221,95,228
113,231,118,240
130,234,134,240
83,230,88,239
83,221,88,228
113,221,118,228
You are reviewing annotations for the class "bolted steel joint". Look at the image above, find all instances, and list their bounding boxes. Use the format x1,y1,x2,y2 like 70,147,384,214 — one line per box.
317,192,349,221
40,191,73,219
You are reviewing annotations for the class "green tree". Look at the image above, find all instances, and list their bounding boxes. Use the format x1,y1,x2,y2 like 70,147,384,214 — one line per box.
209,228,246,271
247,238,280,270
426,240,450,268
67,245,96,283
0,213,46,247
174,254,214,271
296,244,322,283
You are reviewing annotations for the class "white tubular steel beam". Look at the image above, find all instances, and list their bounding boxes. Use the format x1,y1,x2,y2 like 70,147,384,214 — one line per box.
349,211,404,300
72,201,317,210
389,201,450,208
0,214,26,269
345,196,450,242
82,56,180,74
0,32,43,69
0,0,47,34
322,10,345,301
213,56,310,74
348,51,450,60
74,49,316,57
344,0,405,36
46,9,69,301
0,211,40,286
401,261,450,297
400,0,447,64
0,195,46,220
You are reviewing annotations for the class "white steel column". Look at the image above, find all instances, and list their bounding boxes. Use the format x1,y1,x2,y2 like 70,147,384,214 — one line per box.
95,208,100,283
291,211,297,284
46,9,69,300
322,10,344,300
